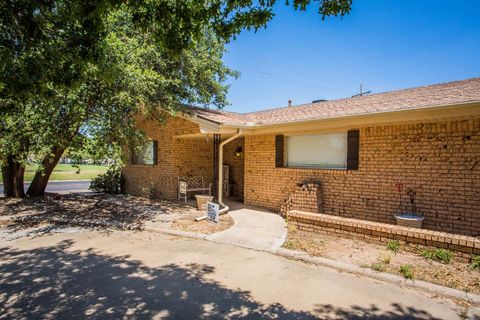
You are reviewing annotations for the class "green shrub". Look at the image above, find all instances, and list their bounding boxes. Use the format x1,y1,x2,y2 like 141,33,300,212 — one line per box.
470,255,480,271
421,248,453,264
371,263,386,272
435,249,453,264
386,240,400,253
142,182,156,199
420,248,434,259
399,264,414,279
89,166,124,194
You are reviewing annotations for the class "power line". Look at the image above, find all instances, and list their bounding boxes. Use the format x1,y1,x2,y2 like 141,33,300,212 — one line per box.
229,63,348,90
254,69,333,89
232,53,360,89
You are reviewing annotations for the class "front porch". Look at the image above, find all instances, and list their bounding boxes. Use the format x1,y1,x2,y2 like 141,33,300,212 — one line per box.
175,133,245,204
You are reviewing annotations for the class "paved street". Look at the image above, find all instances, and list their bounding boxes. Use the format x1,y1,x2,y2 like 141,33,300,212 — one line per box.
0,229,474,319
0,180,90,196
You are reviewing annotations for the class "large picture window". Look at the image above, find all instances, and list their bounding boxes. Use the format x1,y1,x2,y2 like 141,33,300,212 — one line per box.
286,133,347,169
132,140,157,165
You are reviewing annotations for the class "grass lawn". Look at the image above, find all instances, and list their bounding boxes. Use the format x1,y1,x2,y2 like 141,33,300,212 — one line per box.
0,164,109,183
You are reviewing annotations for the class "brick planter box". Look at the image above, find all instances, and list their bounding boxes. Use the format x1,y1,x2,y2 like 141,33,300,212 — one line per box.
288,210,480,261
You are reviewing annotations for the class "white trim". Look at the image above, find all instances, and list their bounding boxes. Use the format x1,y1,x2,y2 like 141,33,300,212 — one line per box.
226,101,480,127
223,102,480,135
175,101,480,139
218,131,243,214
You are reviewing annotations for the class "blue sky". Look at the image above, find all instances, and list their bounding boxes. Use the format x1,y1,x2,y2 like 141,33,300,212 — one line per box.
222,0,480,113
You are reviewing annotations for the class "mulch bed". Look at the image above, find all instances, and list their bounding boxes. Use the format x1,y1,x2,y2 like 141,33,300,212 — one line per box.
172,214,234,234
0,193,198,231
283,224,480,294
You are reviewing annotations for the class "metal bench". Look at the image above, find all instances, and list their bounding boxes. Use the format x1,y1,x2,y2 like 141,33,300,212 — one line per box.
177,176,212,202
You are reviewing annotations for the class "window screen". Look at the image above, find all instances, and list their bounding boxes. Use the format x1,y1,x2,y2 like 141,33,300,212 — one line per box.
132,140,157,165
286,133,347,169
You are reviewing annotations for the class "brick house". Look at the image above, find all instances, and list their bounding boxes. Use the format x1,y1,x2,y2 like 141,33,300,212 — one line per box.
123,78,480,236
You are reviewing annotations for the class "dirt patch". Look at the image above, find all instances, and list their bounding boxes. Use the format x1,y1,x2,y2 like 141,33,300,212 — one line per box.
0,220,13,228
1,194,234,235
0,194,198,231
283,224,480,294
172,214,234,234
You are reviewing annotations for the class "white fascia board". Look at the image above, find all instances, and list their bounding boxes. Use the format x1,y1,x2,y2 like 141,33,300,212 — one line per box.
180,101,480,135
221,101,480,135
178,111,240,135
178,112,221,133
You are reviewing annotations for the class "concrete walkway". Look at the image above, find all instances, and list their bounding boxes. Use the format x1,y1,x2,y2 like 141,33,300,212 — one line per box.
206,201,287,251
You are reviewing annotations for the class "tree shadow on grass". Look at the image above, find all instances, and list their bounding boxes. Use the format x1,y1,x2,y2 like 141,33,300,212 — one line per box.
0,240,314,319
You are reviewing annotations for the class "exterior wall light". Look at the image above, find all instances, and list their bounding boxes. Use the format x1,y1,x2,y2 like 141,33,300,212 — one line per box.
235,146,243,157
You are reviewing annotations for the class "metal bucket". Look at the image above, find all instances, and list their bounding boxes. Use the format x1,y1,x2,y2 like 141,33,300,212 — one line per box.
394,213,424,229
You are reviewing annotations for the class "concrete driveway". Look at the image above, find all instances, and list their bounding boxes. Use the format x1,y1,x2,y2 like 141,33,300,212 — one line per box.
0,229,473,319
0,180,90,195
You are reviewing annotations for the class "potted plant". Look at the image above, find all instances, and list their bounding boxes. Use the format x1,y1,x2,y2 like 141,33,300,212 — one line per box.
394,184,424,228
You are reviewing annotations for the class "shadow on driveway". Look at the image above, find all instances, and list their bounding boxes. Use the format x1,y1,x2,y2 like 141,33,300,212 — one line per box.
0,240,314,319
0,239,445,319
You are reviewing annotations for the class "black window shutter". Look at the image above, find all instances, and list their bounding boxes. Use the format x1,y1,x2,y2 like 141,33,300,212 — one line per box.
153,140,158,165
275,135,284,168
131,148,136,165
347,130,360,170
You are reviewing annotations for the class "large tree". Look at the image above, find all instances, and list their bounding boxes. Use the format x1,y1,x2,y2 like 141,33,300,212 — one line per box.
2,8,237,196
0,0,352,197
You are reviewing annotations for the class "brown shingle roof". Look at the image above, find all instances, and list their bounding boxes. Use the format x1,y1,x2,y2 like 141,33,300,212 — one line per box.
187,106,251,125
191,77,480,126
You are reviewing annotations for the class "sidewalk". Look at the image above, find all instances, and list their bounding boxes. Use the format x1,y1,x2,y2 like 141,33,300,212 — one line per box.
206,201,287,251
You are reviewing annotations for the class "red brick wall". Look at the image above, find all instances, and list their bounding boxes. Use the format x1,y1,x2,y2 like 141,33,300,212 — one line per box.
123,116,245,200
288,210,480,261
123,115,214,199
244,118,480,236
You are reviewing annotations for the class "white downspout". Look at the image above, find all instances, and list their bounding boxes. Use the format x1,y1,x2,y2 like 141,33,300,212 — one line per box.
218,130,242,214
195,130,242,221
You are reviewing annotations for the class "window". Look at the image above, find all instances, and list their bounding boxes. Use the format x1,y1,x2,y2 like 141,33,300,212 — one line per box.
286,133,347,169
132,140,157,165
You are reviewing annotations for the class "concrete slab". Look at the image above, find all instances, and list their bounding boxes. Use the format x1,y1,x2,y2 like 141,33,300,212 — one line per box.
206,201,287,251
0,230,467,319
467,306,480,319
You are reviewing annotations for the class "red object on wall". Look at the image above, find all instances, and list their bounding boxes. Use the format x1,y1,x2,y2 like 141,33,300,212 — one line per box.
394,182,404,193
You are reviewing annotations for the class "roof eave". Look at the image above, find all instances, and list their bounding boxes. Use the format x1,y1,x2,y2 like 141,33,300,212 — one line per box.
178,111,239,134
220,101,480,134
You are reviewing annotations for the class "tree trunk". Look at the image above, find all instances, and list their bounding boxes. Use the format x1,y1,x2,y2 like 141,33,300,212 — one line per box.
13,162,25,197
26,147,65,197
1,156,14,197
1,156,25,197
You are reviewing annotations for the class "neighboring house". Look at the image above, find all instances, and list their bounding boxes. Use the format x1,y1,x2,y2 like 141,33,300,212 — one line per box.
123,78,480,236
